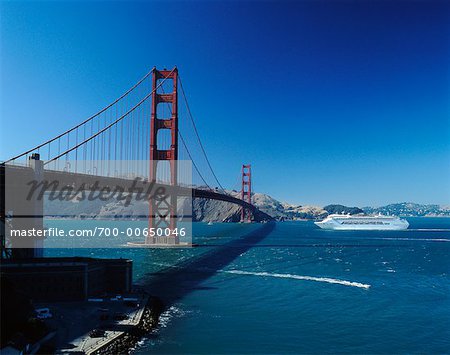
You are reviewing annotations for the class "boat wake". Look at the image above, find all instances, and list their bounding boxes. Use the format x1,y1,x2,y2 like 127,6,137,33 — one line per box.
220,269,371,289
149,262,371,289
406,229,450,232
371,237,450,242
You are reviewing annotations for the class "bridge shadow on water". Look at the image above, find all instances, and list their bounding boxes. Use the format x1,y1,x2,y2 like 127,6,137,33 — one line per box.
140,222,276,305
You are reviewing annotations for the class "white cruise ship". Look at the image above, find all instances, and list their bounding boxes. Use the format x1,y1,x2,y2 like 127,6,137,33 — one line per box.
314,214,409,230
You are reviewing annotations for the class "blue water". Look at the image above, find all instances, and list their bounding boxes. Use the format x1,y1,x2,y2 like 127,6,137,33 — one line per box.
45,218,450,354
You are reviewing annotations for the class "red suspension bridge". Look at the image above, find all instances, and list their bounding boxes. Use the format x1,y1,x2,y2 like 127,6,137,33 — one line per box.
0,67,272,257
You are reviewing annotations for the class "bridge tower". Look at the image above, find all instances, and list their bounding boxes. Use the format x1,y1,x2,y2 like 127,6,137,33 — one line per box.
147,67,179,244
241,164,252,223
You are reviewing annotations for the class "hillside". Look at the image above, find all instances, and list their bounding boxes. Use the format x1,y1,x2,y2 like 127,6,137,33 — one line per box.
363,202,450,217
44,192,450,221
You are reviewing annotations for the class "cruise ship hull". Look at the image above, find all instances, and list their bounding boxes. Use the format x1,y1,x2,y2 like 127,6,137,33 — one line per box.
314,215,409,231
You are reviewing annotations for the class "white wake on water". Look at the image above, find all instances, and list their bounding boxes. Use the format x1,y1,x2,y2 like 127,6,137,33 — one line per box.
371,237,450,242
220,269,371,289
149,262,371,289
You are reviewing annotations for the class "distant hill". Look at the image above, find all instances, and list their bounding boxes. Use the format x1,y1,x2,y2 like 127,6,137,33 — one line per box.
362,202,450,217
254,199,450,220
323,204,363,215
44,191,450,221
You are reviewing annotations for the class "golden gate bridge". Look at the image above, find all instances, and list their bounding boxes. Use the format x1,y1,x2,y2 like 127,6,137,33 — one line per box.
0,67,272,258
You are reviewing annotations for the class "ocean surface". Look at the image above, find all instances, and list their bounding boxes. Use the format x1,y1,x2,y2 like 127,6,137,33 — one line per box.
45,218,450,354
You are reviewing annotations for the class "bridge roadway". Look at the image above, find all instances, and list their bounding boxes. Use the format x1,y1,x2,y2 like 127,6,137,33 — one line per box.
3,164,273,221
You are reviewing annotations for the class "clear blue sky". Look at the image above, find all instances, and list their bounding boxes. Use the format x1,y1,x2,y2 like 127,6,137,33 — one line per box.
1,1,449,206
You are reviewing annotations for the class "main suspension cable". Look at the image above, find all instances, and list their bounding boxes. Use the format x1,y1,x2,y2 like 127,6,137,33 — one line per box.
45,68,175,165
4,68,154,163
178,75,227,194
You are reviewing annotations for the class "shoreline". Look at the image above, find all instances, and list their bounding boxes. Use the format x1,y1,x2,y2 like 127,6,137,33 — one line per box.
89,295,165,355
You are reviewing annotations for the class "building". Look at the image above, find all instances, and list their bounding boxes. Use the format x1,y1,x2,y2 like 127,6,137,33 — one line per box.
1,257,132,301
